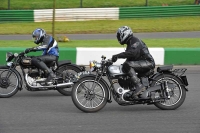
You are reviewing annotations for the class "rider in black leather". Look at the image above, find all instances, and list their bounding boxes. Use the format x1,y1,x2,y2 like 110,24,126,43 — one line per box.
25,28,59,84
112,26,155,99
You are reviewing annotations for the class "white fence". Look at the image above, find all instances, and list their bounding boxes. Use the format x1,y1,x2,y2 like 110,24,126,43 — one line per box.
34,8,119,22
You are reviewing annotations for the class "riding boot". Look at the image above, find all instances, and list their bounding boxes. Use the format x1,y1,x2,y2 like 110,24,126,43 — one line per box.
123,68,146,100
130,76,146,96
45,70,56,83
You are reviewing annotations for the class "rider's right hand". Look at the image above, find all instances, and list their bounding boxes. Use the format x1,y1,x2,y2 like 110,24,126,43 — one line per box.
112,55,118,62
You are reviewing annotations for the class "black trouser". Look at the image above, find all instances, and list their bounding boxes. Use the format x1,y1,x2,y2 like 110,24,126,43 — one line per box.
31,55,58,75
122,60,155,90
122,60,155,74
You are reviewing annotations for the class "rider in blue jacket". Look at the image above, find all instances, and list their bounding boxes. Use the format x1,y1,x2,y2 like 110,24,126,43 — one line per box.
25,28,59,84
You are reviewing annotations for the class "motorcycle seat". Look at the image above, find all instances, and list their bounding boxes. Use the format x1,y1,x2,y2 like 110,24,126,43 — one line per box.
47,61,57,67
157,65,173,72
138,69,154,77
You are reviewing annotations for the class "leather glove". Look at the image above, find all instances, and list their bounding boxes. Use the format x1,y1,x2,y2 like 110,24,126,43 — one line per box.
24,48,32,54
25,47,37,54
112,55,118,62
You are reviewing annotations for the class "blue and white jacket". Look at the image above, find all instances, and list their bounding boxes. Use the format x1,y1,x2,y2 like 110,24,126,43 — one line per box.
35,35,59,57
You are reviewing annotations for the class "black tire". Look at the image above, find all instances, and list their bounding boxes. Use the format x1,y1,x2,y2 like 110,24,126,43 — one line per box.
151,74,186,110
0,69,19,98
56,64,82,96
71,76,109,113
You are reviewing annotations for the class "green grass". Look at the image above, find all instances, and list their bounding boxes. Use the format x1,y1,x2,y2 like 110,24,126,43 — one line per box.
0,0,194,9
0,16,200,34
0,38,199,48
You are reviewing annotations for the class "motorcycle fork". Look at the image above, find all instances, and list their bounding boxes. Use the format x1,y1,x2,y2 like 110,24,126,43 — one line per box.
5,64,17,79
90,73,103,92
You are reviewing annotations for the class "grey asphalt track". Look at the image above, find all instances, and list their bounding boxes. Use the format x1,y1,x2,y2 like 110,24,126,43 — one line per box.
0,65,199,133
0,31,200,40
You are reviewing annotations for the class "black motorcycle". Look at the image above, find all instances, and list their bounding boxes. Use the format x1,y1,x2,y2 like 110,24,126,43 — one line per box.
0,51,85,98
71,55,188,113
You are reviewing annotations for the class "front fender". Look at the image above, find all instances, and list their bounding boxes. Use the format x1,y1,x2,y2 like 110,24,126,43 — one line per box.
0,68,23,90
76,73,112,103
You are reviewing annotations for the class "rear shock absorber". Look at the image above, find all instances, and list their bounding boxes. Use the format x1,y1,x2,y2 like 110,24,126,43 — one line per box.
164,81,171,99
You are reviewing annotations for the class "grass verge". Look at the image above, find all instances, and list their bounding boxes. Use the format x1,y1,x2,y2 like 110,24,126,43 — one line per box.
0,0,194,9
0,17,200,34
0,38,199,48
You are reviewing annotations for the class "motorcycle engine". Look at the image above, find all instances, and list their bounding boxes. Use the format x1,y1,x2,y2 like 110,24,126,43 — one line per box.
28,68,40,78
118,76,133,89
26,68,45,87
113,76,135,102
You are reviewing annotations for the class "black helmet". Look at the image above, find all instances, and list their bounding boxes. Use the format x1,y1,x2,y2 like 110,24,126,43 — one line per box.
32,28,46,44
116,26,133,45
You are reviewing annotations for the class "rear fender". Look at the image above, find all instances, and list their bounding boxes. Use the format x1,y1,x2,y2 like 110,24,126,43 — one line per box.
0,65,9,69
58,63,85,72
150,73,188,91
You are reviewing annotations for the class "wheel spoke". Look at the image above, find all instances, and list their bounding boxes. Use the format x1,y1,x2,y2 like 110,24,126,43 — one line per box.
9,83,17,88
75,80,106,109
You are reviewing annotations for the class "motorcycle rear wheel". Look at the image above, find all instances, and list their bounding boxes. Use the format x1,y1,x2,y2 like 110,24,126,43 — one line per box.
0,70,19,98
56,65,82,96
71,76,108,113
151,74,186,110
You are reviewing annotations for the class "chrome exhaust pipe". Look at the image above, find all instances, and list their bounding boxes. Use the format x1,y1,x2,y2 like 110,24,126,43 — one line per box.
25,74,74,89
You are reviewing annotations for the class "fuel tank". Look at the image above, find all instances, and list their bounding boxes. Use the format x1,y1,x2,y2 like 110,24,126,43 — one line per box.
108,65,126,77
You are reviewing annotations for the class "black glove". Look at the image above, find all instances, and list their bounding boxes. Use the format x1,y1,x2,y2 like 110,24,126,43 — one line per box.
25,48,32,54
25,47,36,54
112,55,118,62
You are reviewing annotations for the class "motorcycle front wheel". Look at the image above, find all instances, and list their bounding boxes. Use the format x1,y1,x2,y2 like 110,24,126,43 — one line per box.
56,64,82,96
151,74,186,110
71,76,109,113
0,69,19,98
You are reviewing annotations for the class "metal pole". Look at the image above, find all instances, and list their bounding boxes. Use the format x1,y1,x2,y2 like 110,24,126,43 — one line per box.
146,0,148,6
80,0,83,8
8,0,10,10
52,0,56,38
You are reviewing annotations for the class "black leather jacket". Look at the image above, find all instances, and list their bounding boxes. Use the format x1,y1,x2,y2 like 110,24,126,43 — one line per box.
115,35,155,63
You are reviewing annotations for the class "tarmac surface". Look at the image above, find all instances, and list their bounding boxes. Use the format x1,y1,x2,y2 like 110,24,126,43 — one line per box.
0,31,200,40
0,65,200,133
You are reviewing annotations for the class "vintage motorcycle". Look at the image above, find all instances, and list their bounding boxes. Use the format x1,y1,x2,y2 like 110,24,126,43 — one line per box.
71,55,188,113
0,51,85,98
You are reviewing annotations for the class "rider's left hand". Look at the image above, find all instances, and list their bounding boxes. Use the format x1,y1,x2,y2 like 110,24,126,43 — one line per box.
24,48,32,54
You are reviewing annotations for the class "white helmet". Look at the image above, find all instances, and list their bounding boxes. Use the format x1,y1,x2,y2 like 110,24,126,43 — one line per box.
116,26,133,45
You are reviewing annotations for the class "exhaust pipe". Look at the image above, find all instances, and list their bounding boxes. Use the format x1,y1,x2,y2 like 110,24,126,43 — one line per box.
25,74,74,89
26,82,74,89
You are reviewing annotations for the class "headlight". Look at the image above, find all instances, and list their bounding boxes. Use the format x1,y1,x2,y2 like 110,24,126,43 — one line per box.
7,62,13,67
89,61,95,71
6,52,14,62
89,61,95,69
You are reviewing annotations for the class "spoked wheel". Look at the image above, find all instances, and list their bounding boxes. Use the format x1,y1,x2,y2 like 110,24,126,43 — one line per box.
56,65,82,96
71,76,108,113
0,70,19,98
151,74,186,110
